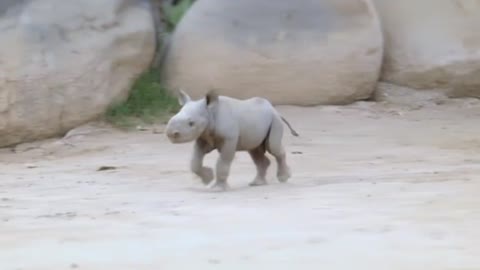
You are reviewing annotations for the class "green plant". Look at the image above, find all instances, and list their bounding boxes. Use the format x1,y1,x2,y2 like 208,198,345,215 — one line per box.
105,0,193,129
105,68,179,129
163,0,194,31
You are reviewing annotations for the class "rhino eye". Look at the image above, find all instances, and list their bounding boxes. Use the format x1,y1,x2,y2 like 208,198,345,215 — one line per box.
188,121,195,127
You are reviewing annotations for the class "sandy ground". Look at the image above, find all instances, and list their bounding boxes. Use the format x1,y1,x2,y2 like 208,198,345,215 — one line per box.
1,99,480,270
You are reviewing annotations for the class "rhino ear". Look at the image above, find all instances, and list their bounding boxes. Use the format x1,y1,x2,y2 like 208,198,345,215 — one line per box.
205,90,219,107
177,88,191,106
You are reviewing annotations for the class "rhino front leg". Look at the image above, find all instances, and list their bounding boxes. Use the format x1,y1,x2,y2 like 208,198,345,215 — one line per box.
208,138,237,191
190,140,214,185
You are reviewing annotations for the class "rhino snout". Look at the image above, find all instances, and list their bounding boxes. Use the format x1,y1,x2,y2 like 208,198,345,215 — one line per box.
166,130,180,140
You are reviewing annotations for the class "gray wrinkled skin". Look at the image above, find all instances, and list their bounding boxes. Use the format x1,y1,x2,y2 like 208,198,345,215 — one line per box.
165,90,299,191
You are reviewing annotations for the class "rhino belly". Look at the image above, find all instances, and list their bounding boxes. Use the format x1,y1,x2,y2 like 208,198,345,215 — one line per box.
236,121,271,151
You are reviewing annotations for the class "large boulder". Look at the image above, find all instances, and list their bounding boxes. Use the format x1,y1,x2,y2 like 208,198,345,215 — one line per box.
161,0,383,105
373,0,480,97
0,0,156,147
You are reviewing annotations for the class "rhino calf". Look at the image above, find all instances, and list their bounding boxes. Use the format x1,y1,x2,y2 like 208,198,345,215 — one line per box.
165,89,299,191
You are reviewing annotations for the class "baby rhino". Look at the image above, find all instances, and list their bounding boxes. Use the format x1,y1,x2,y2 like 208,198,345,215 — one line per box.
165,89,299,191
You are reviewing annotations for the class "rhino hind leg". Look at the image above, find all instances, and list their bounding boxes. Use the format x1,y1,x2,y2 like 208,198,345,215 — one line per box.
266,114,291,183
248,144,270,186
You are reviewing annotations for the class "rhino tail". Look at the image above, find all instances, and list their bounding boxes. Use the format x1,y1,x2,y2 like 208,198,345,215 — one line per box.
280,115,299,137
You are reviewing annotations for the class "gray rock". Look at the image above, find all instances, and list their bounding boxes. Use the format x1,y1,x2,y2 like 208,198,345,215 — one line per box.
161,0,383,105
0,0,156,147
373,0,480,98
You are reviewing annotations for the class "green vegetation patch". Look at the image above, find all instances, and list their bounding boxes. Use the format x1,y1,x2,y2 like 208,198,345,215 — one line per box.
105,0,194,129
163,0,194,32
105,68,179,129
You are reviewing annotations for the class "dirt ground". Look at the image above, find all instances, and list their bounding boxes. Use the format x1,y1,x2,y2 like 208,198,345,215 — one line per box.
1,98,480,270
